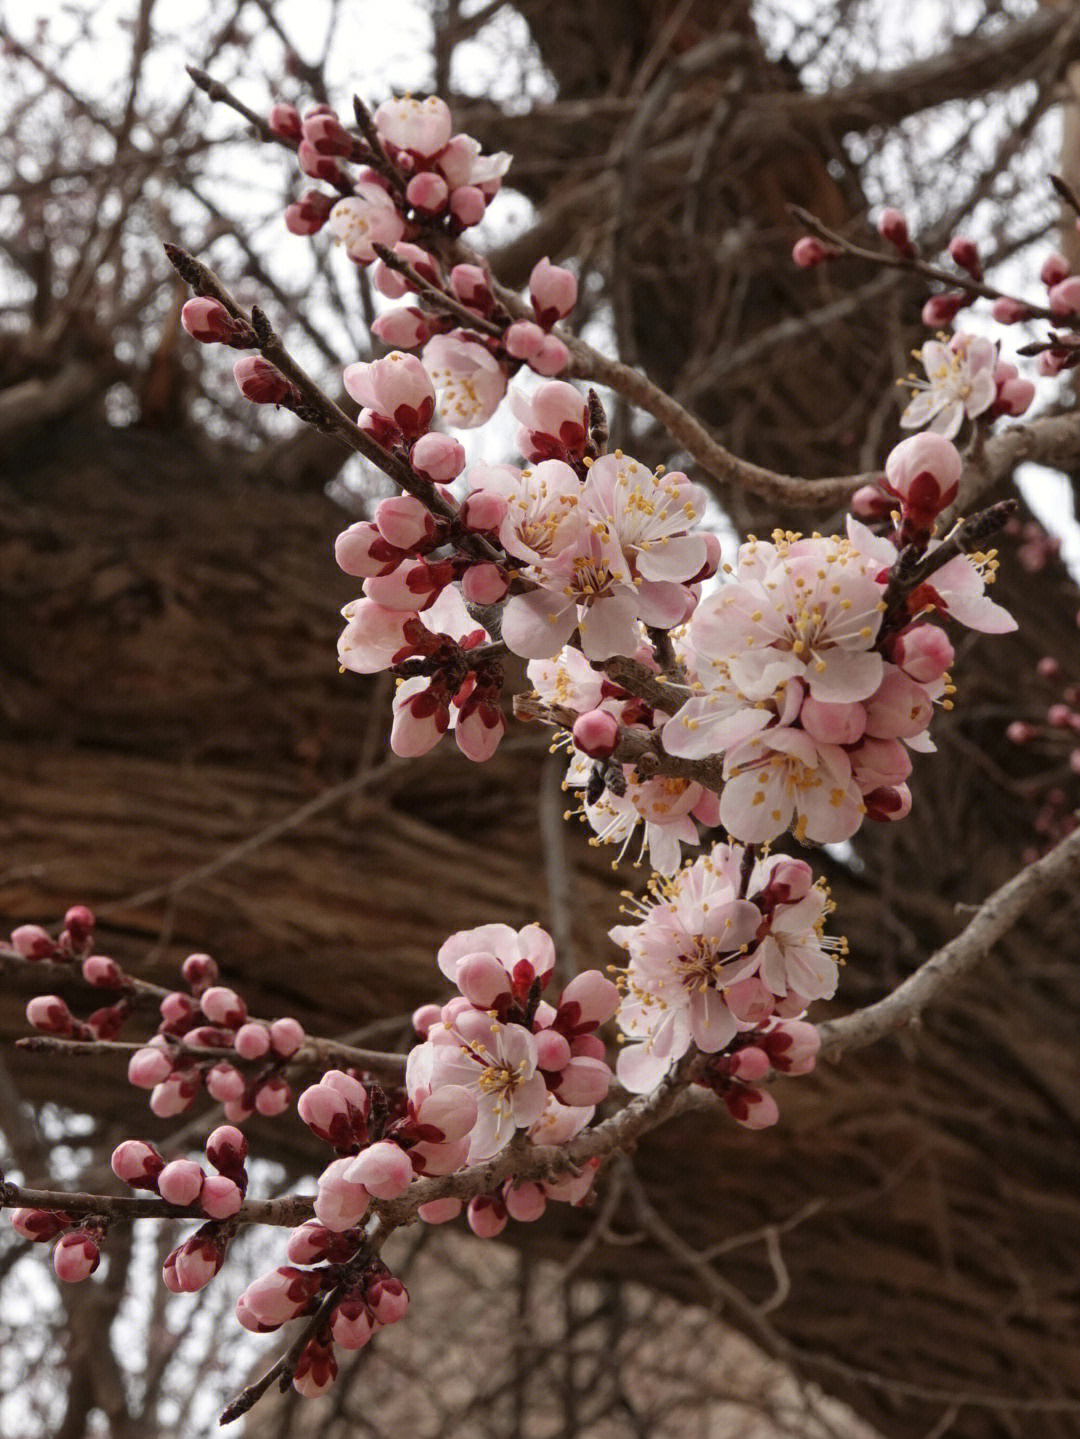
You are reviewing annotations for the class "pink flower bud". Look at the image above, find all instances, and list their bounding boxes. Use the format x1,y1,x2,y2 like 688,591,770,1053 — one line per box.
345,1141,414,1199
127,1046,173,1089
850,484,891,520
418,1196,463,1224
375,494,437,551
287,1221,337,1265
234,1022,271,1060
877,208,913,254
200,986,246,1028
1049,277,1080,316
11,1207,72,1241
755,857,814,906
366,1274,409,1324
315,1157,370,1232
863,783,913,822
863,669,933,740
235,1293,278,1332
301,112,353,157
504,319,546,359
181,297,242,345
1041,251,1071,287
460,489,508,531
410,432,466,483
724,1085,780,1130
369,352,436,439
503,1181,547,1223
1039,350,1069,378
534,1029,572,1071
150,1071,200,1118
543,1156,601,1205
206,1123,248,1174
729,1045,771,1081
269,104,303,141
762,1019,820,1074
81,954,124,987
528,334,570,376
1037,655,1061,680
9,924,55,959
372,306,430,348
206,1062,246,1103
850,736,912,791
1007,720,1036,744
947,235,981,276
332,1298,375,1349
529,257,577,327
255,1076,291,1116
406,170,449,215
111,1139,165,1189
467,1195,507,1238
323,1069,369,1111
572,1033,607,1059
299,1083,355,1145
559,970,620,1029
884,432,962,522
455,951,512,1008
269,1016,305,1058
26,994,74,1035
200,1174,243,1219
799,696,867,746
572,708,620,759
890,625,954,683
449,185,486,227
297,140,344,183
284,189,334,236
791,236,832,267
991,296,1032,324
158,1159,205,1207
53,1231,100,1283
412,1002,442,1038
460,562,509,605
64,905,95,945
173,1233,224,1292
921,292,968,327
181,952,218,991
242,1266,324,1326
233,356,295,406
995,375,1035,417
450,263,493,312
554,1055,611,1106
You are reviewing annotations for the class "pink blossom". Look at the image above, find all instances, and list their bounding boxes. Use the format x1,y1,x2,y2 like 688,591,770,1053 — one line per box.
582,454,708,584
438,922,555,997
761,1018,820,1074
509,381,590,463
411,432,466,483
422,1019,548,1160
755,887,842,1001
890,625,954,683
372,306,430,348
423,333,507,428
900,335,997,437
558,970,620,1031
551,1055,611,1105
329,185,405,264
366,352,436,439
337,599,411,674
374,96,453,157
719,723,865,845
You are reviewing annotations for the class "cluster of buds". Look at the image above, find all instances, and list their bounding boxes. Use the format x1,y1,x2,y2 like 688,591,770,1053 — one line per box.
16,906,132,1042
694,1016,822,1128
238,1251,408,1396
1008,649,1080,860
132,957,305,1121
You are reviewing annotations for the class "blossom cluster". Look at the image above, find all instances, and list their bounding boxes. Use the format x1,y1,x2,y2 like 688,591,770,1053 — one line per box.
612,844,832,1108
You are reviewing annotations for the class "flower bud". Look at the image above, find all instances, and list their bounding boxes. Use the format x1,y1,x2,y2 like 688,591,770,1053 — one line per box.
345,1141,414,1199
947,234,981,277
233,356,295,406
255,1076,291,1116
200,1174,243,1219
406,171,449,216
1041,251,1071,287
284,189,334,236
127,1046,173,1089
1049,277,1080,316
158,1159,205,1208
467,1195,507,1238
365,1273,409,1324
269,1016,305,1058
890,626,954,683
82,954,125,987
729,1045,771,1081
53,1231,100,1283
9,924,55,960
375,494,437,551
301,112,353,157
553,1055,611,1106
762,1019,821,1073
529,257,577,327
26,994,74,1035
991,296,1032,324
534,1029,572,1071
314,1157,370,1232
877,207,914,254
460,488,508,532
11,1207,72,1241
64,906,95,945
234,1022,271,1059
297,140,344,183
921,292,968,327
206,1124,248,1175
372,306,430,348
181,952,218,991
503,1181,547,1223
504,319,546,358
418,1196,463,1224
528,334,570,376
206,1062,246,1103
449,185,486,227
572,708,620,759
111,1139,165,1189
181,297,243,345
724,1085,780,1129
791,236,832,267
460,562,509,605
268,104,302,142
